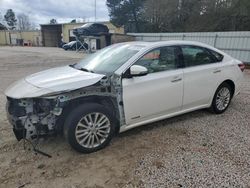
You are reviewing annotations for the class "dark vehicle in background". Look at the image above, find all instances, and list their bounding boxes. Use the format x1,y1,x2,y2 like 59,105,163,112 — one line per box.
62,41,88,51
73,23,109,37
60,42,66,48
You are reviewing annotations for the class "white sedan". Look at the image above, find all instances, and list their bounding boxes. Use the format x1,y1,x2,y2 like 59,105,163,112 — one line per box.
5,41,245,153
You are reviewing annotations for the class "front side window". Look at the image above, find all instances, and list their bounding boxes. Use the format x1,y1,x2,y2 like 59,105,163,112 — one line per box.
135,46,179,73
181,46,216,67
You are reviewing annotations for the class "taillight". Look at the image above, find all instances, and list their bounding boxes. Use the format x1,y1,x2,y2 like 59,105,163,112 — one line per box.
238,63,245,72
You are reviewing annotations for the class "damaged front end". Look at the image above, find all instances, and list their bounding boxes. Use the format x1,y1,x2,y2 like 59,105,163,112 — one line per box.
5,74,124,143
4,63,126,153
6,97,60,141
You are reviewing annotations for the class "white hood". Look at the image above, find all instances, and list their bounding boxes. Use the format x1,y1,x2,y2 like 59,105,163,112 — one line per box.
5,66,105,99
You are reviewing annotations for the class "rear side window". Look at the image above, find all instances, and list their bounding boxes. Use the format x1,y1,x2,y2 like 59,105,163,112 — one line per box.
209,49,224,62
181,46,218,67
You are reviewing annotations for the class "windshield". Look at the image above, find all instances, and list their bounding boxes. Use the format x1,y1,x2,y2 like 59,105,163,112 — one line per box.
74,43,144,75
81,23,92,28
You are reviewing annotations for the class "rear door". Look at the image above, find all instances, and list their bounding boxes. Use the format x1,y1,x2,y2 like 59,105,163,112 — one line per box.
181,45,224,110
122,46,184,125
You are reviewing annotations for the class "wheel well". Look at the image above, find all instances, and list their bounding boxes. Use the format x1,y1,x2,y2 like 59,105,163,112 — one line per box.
222,80,235,96
56,96,120,134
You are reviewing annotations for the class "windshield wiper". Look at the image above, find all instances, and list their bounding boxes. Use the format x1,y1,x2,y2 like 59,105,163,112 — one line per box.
69,64,94,73
69,64,76,68
79,68,92,72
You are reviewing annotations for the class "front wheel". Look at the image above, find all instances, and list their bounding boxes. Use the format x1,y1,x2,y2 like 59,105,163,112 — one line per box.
64,103,116,153
210,83,232,114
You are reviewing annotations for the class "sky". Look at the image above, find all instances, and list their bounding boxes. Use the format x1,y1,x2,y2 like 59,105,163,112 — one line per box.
0,0,109,27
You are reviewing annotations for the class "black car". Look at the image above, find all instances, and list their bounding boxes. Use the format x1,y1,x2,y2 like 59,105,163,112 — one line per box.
73,23,109,37
62,41,88,51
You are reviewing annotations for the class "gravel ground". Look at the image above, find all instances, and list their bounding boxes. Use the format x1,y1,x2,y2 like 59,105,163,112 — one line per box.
0,46,249,188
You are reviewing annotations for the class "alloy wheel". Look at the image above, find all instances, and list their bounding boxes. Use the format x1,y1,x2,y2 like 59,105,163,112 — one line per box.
75,112,111,149
215,87,231,111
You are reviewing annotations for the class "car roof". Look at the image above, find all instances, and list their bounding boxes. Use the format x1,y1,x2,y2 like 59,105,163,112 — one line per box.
81,23,107,28
122,40,225,54
127,40,209,47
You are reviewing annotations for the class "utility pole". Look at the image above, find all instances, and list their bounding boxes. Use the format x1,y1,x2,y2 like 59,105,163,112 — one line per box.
94,0,96,22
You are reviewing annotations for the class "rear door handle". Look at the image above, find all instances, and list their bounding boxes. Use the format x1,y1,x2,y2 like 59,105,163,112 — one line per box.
213,69,221,74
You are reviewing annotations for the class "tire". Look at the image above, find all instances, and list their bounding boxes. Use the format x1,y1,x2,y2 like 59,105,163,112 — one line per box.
64,103,116,153
210,83,232,114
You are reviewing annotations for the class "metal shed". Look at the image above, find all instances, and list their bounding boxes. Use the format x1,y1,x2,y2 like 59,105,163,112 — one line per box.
41,24,62,47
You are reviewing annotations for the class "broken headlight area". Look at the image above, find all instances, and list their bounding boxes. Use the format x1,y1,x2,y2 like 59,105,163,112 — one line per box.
6,97,61,141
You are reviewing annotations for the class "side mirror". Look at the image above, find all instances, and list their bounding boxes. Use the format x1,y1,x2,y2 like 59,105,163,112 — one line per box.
130,65,148,77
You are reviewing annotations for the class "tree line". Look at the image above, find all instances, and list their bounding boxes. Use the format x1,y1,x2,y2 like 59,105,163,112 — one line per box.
107,0,250,32
0,9,59,31
0,9,33,30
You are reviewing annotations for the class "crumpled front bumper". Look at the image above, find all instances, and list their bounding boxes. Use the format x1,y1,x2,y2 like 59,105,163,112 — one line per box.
6,99,26,141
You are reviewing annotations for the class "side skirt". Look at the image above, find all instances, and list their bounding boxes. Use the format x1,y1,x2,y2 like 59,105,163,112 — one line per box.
119,104,210,133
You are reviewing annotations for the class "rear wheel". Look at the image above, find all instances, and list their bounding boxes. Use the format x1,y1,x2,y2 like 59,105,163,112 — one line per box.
210,83,232,114
64,103,116,153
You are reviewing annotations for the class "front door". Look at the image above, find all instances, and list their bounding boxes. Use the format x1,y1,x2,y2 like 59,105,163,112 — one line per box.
122,46,184,125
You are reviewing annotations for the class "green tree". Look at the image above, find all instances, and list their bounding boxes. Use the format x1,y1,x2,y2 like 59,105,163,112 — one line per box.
230,0,250,30
107,0,145,32
0,23,7,30
0,12,7,30
143,0,180,32
4,9,17,30
107,0,250,32
50,18,57,24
